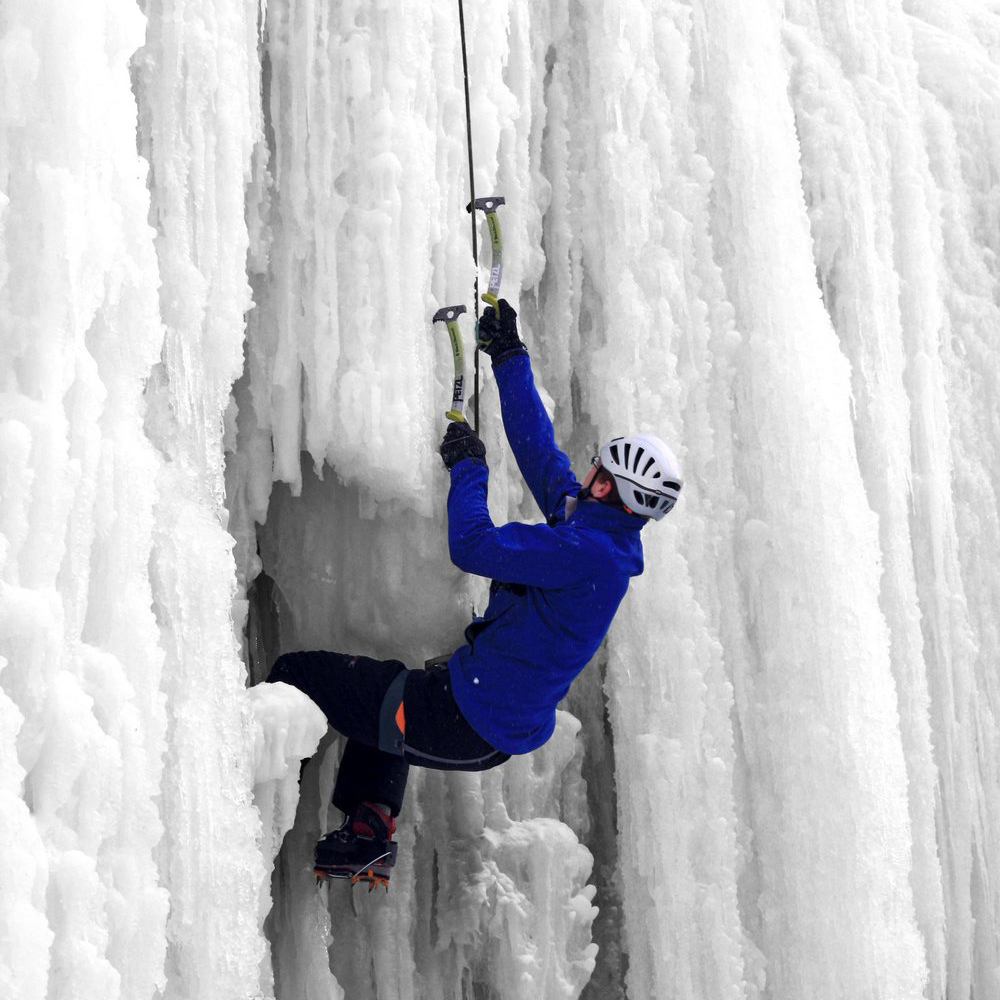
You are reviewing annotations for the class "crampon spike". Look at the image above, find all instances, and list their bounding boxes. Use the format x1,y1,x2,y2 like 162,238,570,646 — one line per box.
351,869,390,892
312,867,391,892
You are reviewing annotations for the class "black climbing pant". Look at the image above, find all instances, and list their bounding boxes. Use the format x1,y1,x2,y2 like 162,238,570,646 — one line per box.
266,650,510,817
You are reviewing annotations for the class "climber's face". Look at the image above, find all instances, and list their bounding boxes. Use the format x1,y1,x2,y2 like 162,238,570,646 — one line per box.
581,457,613,500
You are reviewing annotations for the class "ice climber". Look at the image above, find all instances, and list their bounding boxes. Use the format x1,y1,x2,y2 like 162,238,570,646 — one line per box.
265,299,683,887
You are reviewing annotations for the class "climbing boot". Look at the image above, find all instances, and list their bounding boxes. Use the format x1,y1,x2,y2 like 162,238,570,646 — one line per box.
313,802,398,891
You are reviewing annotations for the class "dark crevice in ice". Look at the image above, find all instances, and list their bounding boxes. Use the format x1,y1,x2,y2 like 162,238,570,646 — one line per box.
564,647,628,1000
245,569,290,686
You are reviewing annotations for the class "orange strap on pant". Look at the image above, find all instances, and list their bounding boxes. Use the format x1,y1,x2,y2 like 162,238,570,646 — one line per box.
377,669,408,756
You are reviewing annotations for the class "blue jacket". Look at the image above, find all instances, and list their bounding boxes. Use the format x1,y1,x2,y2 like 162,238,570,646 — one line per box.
446,353,645,754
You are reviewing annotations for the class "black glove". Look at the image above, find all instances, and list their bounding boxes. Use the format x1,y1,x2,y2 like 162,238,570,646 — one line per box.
476,299,527,364
439,421,487,470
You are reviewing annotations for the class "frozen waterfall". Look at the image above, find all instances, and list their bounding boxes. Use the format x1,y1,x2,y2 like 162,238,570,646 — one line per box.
3,0,1000,998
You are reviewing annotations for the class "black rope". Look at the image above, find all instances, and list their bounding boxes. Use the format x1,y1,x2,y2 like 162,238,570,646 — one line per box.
457,0,480,433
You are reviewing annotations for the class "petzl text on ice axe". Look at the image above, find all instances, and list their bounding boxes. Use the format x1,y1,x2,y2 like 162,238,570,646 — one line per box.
468,197,505,307
432,305,468,423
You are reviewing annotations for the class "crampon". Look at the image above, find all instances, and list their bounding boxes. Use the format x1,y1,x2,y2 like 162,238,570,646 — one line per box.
313,847,396,892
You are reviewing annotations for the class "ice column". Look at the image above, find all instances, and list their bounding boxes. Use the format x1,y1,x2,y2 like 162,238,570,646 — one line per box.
0,2,167,998
555,2,749,998
244,0,448,507
696,0,928,996
133,2,271,997
904,3,1000,995
781,1,953,993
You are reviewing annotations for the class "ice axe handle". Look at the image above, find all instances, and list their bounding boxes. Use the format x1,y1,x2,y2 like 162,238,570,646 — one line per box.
432,305,467,423
482,211,502,308
467,197,505,308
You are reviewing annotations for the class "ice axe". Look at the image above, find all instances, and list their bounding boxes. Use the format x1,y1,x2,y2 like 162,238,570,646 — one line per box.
432,304,467,423
467,196,505,308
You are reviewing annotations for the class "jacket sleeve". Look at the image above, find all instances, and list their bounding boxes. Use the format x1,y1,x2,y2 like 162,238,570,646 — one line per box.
493,353,581,522
447,457,592,587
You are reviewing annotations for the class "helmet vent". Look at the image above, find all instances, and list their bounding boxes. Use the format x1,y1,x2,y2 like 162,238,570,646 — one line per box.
610,444,621,465
623,443,632,468
641,455,655,476
665,481,681,491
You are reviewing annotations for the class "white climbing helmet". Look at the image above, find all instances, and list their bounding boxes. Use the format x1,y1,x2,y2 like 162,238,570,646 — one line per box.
598,433,682,520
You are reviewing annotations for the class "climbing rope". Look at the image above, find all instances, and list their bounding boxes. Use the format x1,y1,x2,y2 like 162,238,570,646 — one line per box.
456,0,481,432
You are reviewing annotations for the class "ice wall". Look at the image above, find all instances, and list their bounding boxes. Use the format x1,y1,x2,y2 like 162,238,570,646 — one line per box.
133,1,278,997
5,0,1000,999
0,3,168,998
233,0,1000,997
0,1,293,999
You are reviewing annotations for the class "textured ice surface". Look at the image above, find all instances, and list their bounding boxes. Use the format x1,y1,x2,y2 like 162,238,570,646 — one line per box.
4,0,1000,999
